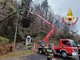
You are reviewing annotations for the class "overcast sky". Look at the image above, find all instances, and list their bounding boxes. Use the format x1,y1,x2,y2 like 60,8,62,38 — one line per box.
47,0,80,34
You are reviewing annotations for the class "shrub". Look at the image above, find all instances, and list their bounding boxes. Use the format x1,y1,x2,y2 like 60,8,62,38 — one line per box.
0,36,9,44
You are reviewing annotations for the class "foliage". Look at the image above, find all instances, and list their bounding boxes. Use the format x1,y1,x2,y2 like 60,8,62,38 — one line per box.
0,0,79,45
0,36,9,44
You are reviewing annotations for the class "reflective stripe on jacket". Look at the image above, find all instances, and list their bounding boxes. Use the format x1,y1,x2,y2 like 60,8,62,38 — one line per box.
47,49,53,58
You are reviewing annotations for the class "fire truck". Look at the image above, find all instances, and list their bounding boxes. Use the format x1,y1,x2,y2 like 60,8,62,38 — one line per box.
30,12,78,58
52,39,78,58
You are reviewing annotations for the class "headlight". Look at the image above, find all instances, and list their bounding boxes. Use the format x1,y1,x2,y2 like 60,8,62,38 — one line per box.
72,52,78,56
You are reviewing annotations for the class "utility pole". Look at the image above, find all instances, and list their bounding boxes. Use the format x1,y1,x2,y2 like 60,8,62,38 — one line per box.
14,13,19,49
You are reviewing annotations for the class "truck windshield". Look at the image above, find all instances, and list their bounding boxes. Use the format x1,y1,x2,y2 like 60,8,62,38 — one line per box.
70,40,77,47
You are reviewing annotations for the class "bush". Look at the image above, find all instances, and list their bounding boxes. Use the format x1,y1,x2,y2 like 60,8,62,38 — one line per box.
0,36,9,44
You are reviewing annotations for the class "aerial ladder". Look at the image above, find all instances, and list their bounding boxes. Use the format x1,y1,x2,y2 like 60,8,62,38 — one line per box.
30,12,54,53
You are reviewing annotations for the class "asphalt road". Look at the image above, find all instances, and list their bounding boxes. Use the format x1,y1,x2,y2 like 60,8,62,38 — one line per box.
18,54,79,60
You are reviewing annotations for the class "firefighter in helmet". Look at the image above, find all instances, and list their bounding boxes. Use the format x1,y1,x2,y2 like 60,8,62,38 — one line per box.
46,44,53,60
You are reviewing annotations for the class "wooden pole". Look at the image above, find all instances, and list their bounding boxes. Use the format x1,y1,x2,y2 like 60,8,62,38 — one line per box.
13,13,19,49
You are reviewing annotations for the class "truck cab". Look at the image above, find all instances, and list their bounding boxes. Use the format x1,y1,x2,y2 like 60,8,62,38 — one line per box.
53,39,78,58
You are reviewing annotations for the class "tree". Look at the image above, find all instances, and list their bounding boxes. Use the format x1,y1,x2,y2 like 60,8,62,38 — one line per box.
22,0,32,15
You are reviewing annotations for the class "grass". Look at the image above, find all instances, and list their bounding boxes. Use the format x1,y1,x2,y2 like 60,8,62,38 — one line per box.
0,49,34,59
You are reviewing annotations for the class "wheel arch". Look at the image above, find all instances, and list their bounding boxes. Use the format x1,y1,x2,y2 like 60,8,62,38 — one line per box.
60,49,68,54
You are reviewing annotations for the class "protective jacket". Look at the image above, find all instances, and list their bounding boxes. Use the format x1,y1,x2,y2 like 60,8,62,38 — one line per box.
47,48,53,58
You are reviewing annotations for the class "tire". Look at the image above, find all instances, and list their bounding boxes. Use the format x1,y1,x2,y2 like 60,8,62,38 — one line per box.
61,51,67,58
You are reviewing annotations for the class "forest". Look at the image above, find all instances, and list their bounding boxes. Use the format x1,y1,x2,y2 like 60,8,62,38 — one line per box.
0,0,79,56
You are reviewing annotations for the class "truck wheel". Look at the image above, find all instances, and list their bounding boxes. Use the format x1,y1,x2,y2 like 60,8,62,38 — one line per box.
61,51,67,58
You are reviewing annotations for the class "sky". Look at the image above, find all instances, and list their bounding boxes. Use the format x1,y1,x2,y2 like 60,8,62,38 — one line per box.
48,0,80,34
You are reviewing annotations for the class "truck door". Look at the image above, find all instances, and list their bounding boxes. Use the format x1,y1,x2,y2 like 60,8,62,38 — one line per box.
61,40,72,54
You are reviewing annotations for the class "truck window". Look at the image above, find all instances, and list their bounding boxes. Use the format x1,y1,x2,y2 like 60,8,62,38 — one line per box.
70,40,77,47
62,41,71,46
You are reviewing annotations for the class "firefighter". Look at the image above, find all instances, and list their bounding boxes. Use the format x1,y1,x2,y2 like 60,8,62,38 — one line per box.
46,45,53,60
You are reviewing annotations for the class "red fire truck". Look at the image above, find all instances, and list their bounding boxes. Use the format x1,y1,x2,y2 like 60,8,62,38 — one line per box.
52,39,78,58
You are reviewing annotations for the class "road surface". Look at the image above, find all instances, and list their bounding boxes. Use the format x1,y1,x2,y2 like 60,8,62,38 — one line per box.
7,54,78,60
